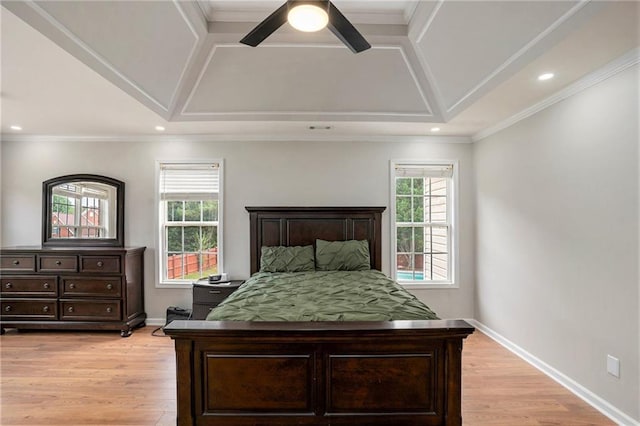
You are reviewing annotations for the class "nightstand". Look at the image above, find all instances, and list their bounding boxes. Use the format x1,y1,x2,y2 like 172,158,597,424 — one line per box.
191,280,244,320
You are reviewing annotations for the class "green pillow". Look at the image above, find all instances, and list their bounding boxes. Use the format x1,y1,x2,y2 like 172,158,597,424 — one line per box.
315,239,371,271
260,245,315,273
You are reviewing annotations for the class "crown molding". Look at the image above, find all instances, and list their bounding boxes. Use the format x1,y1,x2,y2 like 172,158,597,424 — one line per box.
180,43,434,121
6,0,203,118
0,133,472,144
444,0,591,114
472,47,640,142
408,0,450,121
410,0,595,120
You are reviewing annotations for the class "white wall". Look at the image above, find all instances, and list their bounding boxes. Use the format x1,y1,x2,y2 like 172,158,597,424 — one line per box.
0,138,475,321
474,65,639,421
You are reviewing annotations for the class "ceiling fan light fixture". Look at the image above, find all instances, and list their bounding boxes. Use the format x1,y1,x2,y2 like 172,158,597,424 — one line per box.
239,0,370,53
287,4,329,32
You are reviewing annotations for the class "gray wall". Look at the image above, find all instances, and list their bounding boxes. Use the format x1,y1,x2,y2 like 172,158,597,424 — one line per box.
0,138,475,322
474,65,639,420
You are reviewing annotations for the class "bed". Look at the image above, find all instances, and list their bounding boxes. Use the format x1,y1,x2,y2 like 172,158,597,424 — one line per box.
164,206,474,426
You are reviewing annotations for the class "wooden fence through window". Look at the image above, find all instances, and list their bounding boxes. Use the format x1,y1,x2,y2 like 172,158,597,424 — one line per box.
167,249,217,279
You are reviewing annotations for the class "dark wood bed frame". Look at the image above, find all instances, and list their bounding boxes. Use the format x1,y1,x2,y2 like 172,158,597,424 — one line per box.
164,207,474,426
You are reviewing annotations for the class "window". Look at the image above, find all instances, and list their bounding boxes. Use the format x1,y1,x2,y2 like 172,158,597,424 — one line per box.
157,161,222,286
391,161,456,287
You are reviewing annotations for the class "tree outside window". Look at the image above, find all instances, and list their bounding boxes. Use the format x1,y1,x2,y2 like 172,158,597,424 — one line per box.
393,163,454,284
158,162,222,285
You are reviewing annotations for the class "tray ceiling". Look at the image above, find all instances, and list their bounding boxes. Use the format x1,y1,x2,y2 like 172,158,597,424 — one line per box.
1,0,638,138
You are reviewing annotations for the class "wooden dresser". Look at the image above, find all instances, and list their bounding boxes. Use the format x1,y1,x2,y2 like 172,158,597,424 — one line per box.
0,246,145,337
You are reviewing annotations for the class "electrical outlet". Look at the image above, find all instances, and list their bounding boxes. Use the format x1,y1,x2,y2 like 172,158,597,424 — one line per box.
607,355,620,378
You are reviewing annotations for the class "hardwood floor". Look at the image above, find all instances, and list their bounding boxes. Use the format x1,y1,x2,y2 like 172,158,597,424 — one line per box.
0,327,614,425
462,332,614,426
1,327,176,425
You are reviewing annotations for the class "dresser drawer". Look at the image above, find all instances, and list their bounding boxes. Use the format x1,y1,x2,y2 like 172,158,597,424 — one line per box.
0,246,145,335
60,300,121,321
61,277,122,297
1,299,57,320
39,255,78,272
0,255,36,272
80,256,121,274
1,276,58,297
193,285,238,305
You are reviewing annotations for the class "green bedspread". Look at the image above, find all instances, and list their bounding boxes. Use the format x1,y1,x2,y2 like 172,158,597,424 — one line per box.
206,270,439,321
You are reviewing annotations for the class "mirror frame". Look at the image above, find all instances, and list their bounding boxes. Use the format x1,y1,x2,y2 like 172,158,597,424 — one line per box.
42,174,125,247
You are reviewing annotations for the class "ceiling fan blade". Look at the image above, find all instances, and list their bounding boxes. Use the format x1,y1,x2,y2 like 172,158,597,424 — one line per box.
240,2,289,47
327,1,371,53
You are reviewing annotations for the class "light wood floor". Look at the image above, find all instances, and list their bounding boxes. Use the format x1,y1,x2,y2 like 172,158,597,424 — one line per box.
1,327,614,425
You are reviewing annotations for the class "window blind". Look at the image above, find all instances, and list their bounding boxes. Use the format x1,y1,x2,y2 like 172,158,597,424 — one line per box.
395,164,453,178
160,163,219,201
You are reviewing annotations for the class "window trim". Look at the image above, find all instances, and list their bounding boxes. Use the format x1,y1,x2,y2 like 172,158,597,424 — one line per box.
155,159,224,288
389,159,459,289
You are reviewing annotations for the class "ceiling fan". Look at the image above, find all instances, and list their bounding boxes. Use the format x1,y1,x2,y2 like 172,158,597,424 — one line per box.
240,0,371,53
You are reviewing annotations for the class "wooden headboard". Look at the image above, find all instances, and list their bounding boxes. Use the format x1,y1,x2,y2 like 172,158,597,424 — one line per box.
246,207,386,274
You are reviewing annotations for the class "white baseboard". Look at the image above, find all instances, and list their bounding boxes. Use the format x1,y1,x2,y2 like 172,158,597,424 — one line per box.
465,319,639,426
145,317,165,327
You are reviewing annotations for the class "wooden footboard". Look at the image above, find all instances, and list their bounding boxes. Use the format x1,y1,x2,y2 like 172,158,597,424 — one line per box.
165,319,474,426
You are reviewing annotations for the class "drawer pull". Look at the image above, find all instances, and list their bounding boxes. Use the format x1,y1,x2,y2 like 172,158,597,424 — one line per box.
97,261,104,267
5,282,12,289
209,290,221,294
4,305,11,312
68,306,74,313
106,307,113,313
69,283,75,289
55,260,62,266
43,282,50,289
12,260,19,265
43,306,49,313
106,283,113,290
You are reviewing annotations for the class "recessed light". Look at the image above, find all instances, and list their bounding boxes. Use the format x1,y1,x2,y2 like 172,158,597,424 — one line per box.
430,127,441,132
538,72,554,81
10,125,22,131
155,125,166,131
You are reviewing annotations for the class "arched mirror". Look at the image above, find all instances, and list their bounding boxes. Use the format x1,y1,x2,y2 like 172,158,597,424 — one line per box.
42,174,124,247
